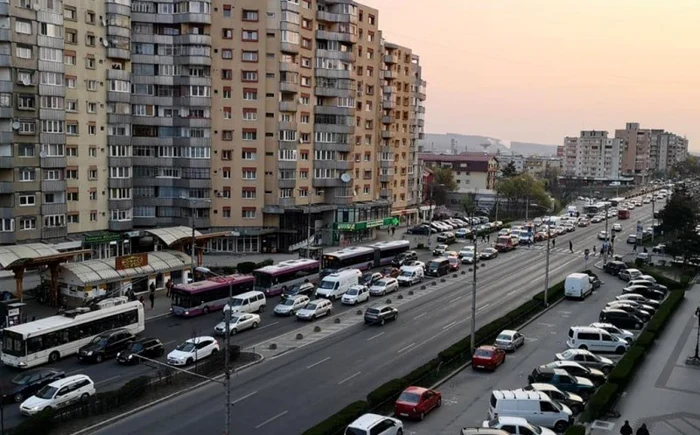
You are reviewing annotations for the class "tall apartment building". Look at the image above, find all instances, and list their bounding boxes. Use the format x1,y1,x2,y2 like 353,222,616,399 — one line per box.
650,129,688,175
563,130,622,179
615,122,651,181
0,0,425,254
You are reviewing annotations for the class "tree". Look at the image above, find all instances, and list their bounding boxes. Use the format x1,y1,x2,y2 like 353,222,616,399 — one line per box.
670,156,700,179
429,167,458,206
495,173,552,219
461,193,477,216
666,231,700,267
659,185,699,236
500,161,518,178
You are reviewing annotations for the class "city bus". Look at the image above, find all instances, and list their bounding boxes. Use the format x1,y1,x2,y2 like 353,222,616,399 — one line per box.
253,258,321,297
171,274,254,317
609,197,626,207
367,240,411,266
322,246,376,272
583,203,606,218
1,297,144,369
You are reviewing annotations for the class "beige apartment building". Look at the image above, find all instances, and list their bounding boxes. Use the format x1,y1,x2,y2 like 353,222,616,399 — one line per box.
563,130,622,180
0,0,425,254
649,129,688,176
615,122,651,181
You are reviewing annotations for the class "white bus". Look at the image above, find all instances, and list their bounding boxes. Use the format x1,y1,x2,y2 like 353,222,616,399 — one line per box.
367,240,411,266
1,297,145,369
322,240,411,272
253,258,321,297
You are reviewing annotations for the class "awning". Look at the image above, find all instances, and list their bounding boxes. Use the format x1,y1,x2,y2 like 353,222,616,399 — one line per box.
145,226,202,248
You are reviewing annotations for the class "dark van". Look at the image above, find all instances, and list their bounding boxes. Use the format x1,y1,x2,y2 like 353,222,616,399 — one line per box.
426,258,450,277
603,261,626,276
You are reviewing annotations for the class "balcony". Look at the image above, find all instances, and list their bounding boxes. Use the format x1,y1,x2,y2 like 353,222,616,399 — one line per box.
383,54,398,64
313,142,352,153
331,195,354,205
381,130,394,139
279,121,298,131
109,178,133,189
0,232,15,244
382,115,395,124
41,180,66,192
0,181,12,194
314,86,354,98
382,85,394,94
40,156,66,168
379,174,393,183
314,68,352,79
312,178,345,188
108,48,131,60
280,42,300,54
278,179,296,189
314,123,354,134
280,81,299,93
315,30,357,44
42,226,67,240
314,105,353,116
41,202,67,216
379,160,393,168
278,160,297,170
314,160,353,171
380,188,393,198
315,48,355,63
279,101,298,112
383,70,397,80
279,62,300,73
109,220,134,232
316,10,355,24
278,197,296,208
382,100,396,110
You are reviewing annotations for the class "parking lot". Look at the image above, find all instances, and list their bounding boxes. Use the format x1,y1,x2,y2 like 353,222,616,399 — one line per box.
402,273,641,434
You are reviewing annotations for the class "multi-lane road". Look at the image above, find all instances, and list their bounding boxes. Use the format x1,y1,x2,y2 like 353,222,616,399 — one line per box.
77,199,659,435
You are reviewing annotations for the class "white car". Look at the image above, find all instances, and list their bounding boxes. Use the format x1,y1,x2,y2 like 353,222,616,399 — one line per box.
167,336,220,366
370,278,399,296
296,298,333,321
20,375,95,416
483,416,556,435
597,231,609,240
274,295,310,316
214,313,261,335
406,260,425,271
461,252,477,264
615,293,661,308
458,246,475,258
612,223,622,232
342,285,370,305
589,322,635,343
494,329,525,351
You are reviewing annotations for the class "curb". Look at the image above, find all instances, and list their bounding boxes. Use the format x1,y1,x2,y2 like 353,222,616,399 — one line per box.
145,312,172,322
428,297,565,390
69,353,265,435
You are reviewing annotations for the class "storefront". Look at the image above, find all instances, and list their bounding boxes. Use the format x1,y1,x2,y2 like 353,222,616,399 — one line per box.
334,217,399,246
83,231,138,260
56,250,191,303
390,208,419,226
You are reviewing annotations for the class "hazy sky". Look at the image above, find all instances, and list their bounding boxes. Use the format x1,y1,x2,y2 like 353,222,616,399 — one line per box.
361,0,700,149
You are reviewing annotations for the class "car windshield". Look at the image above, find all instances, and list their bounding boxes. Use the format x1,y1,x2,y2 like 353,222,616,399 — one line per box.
230,299,243,307
306,304,317,310
376,280,387,287
230,316,242,323
176,342,196,353
34,385,57,400
319,280,335,290
281,299,295,306
560,349,574,359
128,342,144,352
449,258,458,264
11,372,39,385
346,288,359,295
400,271,412,277
527,423,543,434
496,334,512,341
89,336,108,346
475,349,492,358
360,274,372,284
287,285,301,294
397,391,421,404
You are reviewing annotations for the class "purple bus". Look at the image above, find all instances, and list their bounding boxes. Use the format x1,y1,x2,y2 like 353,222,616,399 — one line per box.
253,258,321,297
171,274,255,317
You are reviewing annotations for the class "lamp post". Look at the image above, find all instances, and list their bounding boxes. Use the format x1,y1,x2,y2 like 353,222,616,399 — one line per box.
544,221,551,307
603,204,610,265
195,266,233,435
651,196,656,244
470,208,478,351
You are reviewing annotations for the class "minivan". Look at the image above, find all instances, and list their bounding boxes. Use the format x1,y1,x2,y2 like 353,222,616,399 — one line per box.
316,269,362,300
426,258,450,277
599,308,645,330
345,413,403,435
488,390,573,432
226,291,266,314
566,326,629,354
20,375,96,416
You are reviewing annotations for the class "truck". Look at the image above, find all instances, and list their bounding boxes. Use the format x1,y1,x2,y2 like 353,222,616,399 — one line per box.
617,209,630,220
495,236,515,252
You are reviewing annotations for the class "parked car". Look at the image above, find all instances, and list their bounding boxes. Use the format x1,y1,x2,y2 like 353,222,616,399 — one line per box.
360,272,384,287
117,338,165,365
346,414,403,435
433,244,448,256
274,295,310,316
589,322,635,344
167,337,219,366
78,328,135,363
472,345,506,371
523,383,585,414
527,367,595,398
370,278,399,296
437,232,456,244
603,261,627,276
541,361,606,385
455,228,471,239
604,302,651,322
341,285,370,305
607,299,656,316
555,348,614,374
19,375,95,416
618,268,642,281
494,329,525,351
392,251,418,267
615,293,661,309
394,386,442,420
629,278,668,294
622,285,665,301
296,299,333,321
482,416,556,435
407,225,431,235
281,282,315,299
479,248,499,260
599,308,645,330
6,368,65,404
364,304,398,325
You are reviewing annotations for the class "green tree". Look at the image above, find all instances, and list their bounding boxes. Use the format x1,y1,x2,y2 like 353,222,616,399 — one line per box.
670,156,700,179
666,230,700,267
500,161,518,178
496,173,552,218
659,185,699,236
429,167,458,205
461,193,477,216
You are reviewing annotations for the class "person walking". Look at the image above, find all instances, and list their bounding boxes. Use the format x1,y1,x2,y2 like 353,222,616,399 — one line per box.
633,242,637,252
635,423,650,435
551,238,555,248
620,420,634,435
149,282,156,310
593,245,597,256
569,240,573,253
166,279,173,298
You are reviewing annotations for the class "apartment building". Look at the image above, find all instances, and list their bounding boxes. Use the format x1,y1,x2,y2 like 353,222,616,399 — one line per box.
409,53,426,208
563,130,622,180
496,153,525,173
523,156,563,179
0,0,424,254
650,129,688,175
615,122,651,181
419,153,499,191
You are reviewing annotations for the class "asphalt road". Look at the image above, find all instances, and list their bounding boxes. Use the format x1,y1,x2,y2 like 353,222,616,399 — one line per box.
85,199,659,435
404,277,636,434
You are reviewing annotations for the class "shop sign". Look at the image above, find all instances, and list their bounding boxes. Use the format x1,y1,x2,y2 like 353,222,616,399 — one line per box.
336,223,356,231
85,232,123,243
115,253,148,271
383,217,400,226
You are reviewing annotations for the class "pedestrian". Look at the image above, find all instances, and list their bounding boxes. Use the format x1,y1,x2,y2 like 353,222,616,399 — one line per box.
593,245,597,256
633,243,637,252
569,240,573,253
127,288,135,302
551,238,555,248
620,420,634,435
635,423,650,435
527,238,532,249
487,233,490,243
139,295,145,305
149,283,155,310
166,279,173,298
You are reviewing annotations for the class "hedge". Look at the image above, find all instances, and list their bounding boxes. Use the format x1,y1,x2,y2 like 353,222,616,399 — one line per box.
634,265,687,290
580,382,619,423
11,408,54,435
300,401,368,435
635,331,655,351
563,424,587,435
606,345,646,390
646,290,685,335
403,358,441,385
366,378,408,408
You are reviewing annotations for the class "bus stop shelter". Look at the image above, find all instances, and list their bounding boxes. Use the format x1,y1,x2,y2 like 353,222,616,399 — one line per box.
0,243,91,305
145,226,234,267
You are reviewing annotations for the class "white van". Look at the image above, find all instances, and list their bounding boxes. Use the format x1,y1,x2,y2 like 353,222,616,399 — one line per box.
564,273,593,300
566,326,629,354
316,269,362,300
226,291,266,314
488,390,573,432
397,265,424,286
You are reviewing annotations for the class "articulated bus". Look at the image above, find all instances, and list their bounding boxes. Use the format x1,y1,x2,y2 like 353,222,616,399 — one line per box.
253,258,321,297
171,274,254,317
583,203,607,218
1,297,144,369
609,197,626,207
322,240,411,272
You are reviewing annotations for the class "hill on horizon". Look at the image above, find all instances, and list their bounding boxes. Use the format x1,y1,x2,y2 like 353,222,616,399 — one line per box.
419,133,559,156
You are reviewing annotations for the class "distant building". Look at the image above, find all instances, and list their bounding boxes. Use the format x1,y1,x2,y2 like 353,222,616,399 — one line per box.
524,156,563,178
556,146,565,158
615,122,652,182
650,129,689,175
419,154,499,191
496,153,525,173
563,131,623,180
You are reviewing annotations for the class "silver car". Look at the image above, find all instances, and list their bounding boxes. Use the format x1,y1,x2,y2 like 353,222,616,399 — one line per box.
494,329,525,351
274,295,310,316
214,313,261,335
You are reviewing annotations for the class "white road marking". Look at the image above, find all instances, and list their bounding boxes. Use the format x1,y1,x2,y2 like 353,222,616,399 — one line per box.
538,322,555,327
254,410,289,429
231,391,257,405
397,343,416,354
162,340,176,347
338,371,362,385
367,332,385,341
413,312,427,320
257,321,279,331
442,321,457,330
96,375,122,386
306,357,331,369
507,290,518,296
450,296,463,303
478,303,491,312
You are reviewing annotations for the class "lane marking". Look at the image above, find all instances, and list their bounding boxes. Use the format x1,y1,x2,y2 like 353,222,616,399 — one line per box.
162,340,176,347
478,303,491,312
96,375,122,386
231,390,257,405
66,369,83,375
257,321,280,331
442,321,457,330
367,332,385,341
254,410,289,429
450,296,463,303
306,357,331,369
397,343,416,354
413,312,427,320
338,371,362,385
506,290,518,296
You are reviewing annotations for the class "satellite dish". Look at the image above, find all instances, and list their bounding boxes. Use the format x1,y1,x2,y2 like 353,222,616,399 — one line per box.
39,151,46,158
102,39,109,47
32,3,40,10
11,121,20,130
340,173,352,183
21,77,30,86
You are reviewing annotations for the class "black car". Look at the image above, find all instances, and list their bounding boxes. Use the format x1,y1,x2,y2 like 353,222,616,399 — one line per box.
585,272,602,289
607,303,651,322
281,282,315,299
407,225,431,235
599,309,644,330
78,328,135,363
364,304,399,326
360,272,383,287
603,261,626,276
117,338,165,365
5,368,65,403
622,285,665,301
391,251,418,267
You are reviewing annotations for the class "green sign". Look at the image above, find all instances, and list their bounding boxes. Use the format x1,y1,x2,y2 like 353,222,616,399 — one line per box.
384,217,400,226
336,223,356,231
366,219,384,228
84,232,123,243
336,218,394,232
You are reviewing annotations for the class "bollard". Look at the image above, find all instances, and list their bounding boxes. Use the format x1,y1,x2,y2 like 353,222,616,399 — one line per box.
385,298,392,304
314,326,321,332
296,333,304,340
397,294,404,300
334,317,341,324
356,310,363,315
269,343,277,350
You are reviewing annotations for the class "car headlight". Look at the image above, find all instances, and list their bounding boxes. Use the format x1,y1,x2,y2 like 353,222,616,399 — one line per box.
128,355,133,360
86,351,93,356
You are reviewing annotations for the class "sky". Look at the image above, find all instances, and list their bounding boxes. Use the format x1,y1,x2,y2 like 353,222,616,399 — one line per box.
361,0,700,150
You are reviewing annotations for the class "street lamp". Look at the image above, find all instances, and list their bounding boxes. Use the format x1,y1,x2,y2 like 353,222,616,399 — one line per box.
195,266,233,435
470,206,478,352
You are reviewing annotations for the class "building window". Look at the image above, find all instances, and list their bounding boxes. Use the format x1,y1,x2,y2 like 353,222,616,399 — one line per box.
301,57,311,68
242,169,256,179
66,123,78,135
18,194,35,206
301,38,311,49
90,211,98,222
242,9,259,21
242,208,256,219
241,71,258,82
242,108,257,121
242,189,256,199
222,168,231,179
221,150,232,160
66,169,78,179
223,107,231,119
64,6,77,20
65,29,77,44
242,150,256,160
19,168,35,181
242,130,257,141
222,207,231,219
88,169,98,180
222,87,231,98
222,28,233,39
89,191,97,200
19,217,36,231
64,53,76,65
242,50,258,62
242,30,258,41
15,45,32,59
223,5,231,17
243,89,258,100
222,49,233,59
15,20,32,34
86,10,96,24
86,33,96,46
67,214,79,224
222,130,233,141
221,69,233,80
19,121,36,134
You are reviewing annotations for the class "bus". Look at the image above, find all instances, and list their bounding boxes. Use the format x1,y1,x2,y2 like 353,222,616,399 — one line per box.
367,240,411,266
1,297,144,369
253,258,321,297
322,246,376,272
618,209,630,220
171,274,254,317
610,197,626,207
583,203,606,218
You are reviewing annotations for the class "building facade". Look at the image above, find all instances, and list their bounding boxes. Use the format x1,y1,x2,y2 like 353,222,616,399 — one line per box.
0,0,425,253
496,153,524,173
563,130,622,180
650,129,688,175
523,156,562,179
419,154,498,191
615,122,651,181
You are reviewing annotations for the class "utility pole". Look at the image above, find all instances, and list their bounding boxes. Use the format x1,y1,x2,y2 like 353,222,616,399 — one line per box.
191,213,196,282
544,221,551,307
651,197,655,244
470,206,478,351
603,204,610,265
525,196,529,221
306,193,312,255
494,193,499,222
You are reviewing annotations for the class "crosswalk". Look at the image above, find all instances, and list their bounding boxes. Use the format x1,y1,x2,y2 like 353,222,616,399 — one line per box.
517,243,628,257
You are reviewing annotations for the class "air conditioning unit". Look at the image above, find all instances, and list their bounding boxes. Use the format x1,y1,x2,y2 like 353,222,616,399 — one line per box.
101,19,107,26
298,137,304,144
216,192,223,198
298,98,303,104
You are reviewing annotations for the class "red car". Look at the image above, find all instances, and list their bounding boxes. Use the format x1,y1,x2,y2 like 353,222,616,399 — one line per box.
448,257,461,271
394,386,442,420
471,345,506,371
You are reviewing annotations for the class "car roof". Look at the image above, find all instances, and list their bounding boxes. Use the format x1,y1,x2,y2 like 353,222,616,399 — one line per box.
349,413,388,429
477,345,497,351
288,294,310,300
403,386,428,395
186,336,216,343
496,415,530,425
461,428,510,435
134,337,161,343
601,308,627,314
499,329,517,335
528,382,559,392
49,374,92,387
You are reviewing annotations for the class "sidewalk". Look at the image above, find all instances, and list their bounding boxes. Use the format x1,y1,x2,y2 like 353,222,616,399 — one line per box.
589,285,700,434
